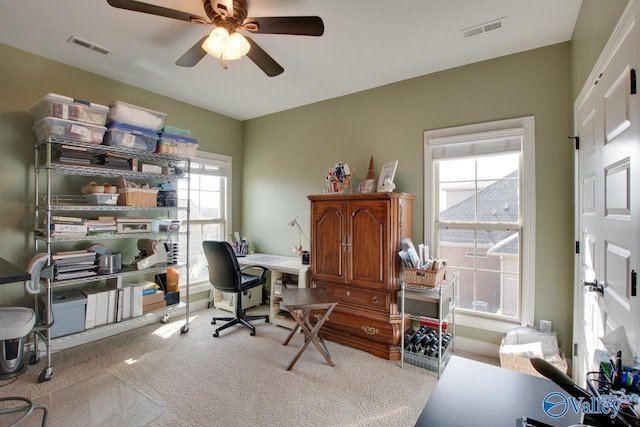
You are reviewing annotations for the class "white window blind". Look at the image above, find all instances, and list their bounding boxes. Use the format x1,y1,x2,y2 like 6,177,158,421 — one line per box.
429,127,524,160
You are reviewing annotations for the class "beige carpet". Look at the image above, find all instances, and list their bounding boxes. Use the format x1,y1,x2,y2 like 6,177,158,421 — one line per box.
1,306,447,427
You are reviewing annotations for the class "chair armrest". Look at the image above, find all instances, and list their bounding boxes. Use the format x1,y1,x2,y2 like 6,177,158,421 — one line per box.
240,265,269,283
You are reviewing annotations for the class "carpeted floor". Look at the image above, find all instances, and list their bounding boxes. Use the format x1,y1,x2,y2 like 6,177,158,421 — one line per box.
0,305,482,427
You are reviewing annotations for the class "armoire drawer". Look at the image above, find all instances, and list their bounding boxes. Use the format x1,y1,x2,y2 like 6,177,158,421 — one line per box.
314,282,390,313
319,308,398,345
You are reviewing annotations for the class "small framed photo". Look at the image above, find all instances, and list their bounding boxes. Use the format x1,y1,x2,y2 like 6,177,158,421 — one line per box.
377,160,398,192
357,179,376,193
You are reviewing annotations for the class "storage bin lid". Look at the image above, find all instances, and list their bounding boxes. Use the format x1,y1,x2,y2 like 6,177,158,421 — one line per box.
158,132,198,144
106,122,159,138
46,290,87,307
30,93,109,114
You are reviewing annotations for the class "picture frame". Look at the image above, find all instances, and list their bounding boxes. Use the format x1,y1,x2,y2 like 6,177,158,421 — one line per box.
377,160,398,192
357,179,376,194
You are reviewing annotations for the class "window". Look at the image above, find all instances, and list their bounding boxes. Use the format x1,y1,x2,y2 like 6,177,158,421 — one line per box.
178,151,232,285
424,117,535,332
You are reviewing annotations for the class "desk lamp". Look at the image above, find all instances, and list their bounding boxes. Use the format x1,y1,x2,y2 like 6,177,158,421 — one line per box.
288,217,309,257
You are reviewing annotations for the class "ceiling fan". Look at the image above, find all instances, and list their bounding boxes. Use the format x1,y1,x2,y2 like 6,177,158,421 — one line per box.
106,0,324,77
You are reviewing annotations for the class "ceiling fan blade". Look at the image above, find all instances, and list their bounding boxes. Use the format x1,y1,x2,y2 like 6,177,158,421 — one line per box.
243,16,324,36
106,0,207,23
176,36,209,67
245,37,284,77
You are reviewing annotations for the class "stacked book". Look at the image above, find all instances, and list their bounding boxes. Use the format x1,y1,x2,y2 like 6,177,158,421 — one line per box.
52,250,97,280
93,153,137,170
46,215,88,238
52,145,94,165
85,217,117,235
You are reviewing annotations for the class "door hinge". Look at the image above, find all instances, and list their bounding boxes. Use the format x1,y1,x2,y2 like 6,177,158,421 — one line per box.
631,68,637,95
574,342,578,356
569,136,580,150
632,270,637,297
575,241,580,254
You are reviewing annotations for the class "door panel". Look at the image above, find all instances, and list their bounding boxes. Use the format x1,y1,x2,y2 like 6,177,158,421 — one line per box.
574,16,638,386
348,200,389,289
312,201,346,283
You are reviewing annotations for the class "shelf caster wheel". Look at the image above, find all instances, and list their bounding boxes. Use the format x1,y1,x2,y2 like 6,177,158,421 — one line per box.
38,367,53,383
213,331,219,338
211,319,217,325
161,314,169,324
180,324,189,334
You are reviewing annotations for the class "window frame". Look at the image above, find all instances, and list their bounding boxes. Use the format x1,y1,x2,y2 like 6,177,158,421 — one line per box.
424,116,535,333
180,150,232,287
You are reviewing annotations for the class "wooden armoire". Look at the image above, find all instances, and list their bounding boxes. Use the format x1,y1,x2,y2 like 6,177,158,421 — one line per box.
308,192,414,360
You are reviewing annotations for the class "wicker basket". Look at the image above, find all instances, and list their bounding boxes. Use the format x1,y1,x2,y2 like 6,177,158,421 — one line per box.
403,265,447,288
499,339,568,378
117,188,159,207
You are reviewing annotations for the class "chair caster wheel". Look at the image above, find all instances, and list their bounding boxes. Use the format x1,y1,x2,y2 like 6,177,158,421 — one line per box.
265,316,270,323
211,319,217,325
213,331,219,337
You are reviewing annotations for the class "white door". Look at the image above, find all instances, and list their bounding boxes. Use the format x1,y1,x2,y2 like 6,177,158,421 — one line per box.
574,9,639,387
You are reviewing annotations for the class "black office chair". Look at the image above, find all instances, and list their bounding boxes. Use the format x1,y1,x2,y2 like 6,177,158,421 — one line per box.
202,241,270,337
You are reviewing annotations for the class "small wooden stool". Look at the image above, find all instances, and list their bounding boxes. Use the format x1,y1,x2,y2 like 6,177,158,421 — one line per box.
281,288,337,371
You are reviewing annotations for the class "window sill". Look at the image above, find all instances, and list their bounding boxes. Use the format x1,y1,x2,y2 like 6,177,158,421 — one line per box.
454,310,521,334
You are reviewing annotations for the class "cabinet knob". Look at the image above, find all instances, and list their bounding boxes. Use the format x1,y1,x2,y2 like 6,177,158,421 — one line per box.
371,295,379,304
346,291,351,296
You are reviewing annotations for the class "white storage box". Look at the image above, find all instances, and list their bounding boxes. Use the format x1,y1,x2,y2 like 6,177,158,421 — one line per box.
85,193,119,205
103,123,159,152
31,93,109,126
157,132,199,158
108,101,166,131
43,290,87,338
33,117,106,143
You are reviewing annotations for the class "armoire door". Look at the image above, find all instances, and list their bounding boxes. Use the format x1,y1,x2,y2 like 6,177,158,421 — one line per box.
311,200,346,283
347,199,390,290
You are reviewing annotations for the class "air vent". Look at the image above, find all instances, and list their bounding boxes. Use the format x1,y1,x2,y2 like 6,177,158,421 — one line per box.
67,36,112,56
462,17,506,39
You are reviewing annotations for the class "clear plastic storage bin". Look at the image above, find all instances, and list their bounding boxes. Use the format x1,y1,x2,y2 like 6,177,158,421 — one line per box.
31,93,109,126
108,101,166,131
157,132,199,158
103,123,159,152
33,117,106,143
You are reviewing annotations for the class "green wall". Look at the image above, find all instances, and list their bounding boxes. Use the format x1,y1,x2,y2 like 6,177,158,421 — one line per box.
0,42,242,303
242,42,575,351
570,0,630,100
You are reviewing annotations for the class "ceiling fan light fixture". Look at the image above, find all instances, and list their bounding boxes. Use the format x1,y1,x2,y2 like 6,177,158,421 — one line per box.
202,27,229,58
226,32,250,60
202,27,250,61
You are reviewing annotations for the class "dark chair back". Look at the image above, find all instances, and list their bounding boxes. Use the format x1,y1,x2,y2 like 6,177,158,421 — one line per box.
202,241,241,293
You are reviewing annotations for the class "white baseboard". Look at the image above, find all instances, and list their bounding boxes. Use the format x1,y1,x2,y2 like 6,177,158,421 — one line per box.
454,336,501,359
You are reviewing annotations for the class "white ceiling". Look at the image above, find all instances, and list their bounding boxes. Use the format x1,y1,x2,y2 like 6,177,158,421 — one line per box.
0,0,583,120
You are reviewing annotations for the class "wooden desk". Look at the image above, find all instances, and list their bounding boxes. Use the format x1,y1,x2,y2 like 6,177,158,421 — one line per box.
237,254,310,329
415,356,581,426
281,288,337,371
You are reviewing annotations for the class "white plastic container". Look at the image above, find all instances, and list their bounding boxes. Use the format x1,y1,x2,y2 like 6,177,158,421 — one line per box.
85,193,119,205
31,93,109,126
108,101,166,131
33,117,106,144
